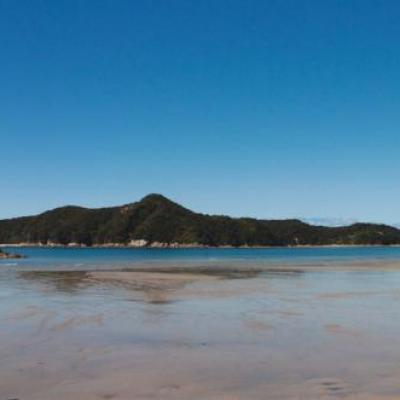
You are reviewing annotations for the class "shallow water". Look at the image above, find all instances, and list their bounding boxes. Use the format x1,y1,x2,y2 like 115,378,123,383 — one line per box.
1,248,400,399
5,245,400,269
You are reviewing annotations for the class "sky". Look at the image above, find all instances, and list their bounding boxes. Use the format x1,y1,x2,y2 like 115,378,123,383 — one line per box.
1,0,400,225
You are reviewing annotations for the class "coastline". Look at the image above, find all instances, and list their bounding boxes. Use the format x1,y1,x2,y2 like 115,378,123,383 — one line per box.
1,242,400,249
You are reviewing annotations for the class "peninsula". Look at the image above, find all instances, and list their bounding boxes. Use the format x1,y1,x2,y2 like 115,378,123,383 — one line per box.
0,194,399,247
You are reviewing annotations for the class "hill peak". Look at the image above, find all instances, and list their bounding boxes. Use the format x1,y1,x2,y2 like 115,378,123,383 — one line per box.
137,194,188,211
140,193,171,203
1,194,400,247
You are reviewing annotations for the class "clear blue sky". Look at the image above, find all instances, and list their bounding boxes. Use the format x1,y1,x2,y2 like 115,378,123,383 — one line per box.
1,0,399,224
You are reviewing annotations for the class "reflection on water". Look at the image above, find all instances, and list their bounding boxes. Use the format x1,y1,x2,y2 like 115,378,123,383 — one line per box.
18,271,91,293
1,250,400,399
16,268,303,305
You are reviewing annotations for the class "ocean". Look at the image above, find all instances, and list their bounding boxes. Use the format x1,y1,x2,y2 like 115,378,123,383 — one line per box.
1,247,400,399
3,245,400,269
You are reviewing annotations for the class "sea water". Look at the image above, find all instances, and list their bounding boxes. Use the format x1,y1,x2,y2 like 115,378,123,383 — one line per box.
1,247,400,399
3,245,400,269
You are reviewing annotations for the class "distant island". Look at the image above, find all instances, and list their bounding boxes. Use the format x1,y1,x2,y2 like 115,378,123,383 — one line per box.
0,194,400,248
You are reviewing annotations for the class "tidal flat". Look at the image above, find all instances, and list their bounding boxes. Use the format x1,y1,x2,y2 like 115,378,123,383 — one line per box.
2,250,400,399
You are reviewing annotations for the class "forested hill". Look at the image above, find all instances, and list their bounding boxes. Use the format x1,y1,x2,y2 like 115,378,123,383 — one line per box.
0,194,399,247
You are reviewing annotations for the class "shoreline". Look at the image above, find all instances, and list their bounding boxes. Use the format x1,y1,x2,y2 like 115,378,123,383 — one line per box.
1,242,400,249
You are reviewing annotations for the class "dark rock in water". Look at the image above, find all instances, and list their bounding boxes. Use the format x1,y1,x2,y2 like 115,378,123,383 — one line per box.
0,249,25,259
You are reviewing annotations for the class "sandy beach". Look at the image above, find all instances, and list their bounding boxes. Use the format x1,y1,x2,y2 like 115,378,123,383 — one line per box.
1,259,400,399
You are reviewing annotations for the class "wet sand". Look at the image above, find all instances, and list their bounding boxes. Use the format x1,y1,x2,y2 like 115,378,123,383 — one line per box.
2,263,400,399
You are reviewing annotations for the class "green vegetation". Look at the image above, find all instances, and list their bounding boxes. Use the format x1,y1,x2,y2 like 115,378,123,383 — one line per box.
0,194,399,247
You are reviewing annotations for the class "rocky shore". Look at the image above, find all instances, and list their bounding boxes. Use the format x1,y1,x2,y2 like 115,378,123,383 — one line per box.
2,241,400,250
0,249,24,259
0,241,217,249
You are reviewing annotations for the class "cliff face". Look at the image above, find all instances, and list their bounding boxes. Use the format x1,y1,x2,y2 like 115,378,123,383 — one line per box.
1,194,400,247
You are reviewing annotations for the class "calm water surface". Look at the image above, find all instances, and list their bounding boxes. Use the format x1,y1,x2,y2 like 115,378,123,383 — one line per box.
1,247,400,399
4,245,400,269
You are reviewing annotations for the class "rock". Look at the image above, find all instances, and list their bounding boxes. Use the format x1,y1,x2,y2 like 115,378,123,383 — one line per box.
128,239,148,248
0,250,24,259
